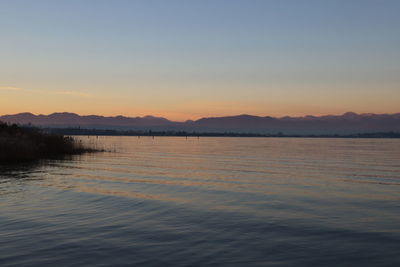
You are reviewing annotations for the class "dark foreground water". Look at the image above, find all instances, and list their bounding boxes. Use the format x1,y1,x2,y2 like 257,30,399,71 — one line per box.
1,137,399,266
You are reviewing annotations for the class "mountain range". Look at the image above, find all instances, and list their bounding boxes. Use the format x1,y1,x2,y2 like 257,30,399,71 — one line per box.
1,112,400,134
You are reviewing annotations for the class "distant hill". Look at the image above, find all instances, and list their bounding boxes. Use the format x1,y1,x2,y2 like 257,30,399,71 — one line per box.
1,112,400,134
0,112,172,128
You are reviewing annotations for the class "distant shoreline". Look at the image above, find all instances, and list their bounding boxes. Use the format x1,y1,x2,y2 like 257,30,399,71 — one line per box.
3,112,400,135
45,128,400,139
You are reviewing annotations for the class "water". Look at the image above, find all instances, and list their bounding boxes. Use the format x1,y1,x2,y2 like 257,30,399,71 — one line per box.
1,137,399,266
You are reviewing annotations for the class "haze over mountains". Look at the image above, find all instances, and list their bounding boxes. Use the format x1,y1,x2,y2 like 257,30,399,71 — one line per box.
1,112,400,134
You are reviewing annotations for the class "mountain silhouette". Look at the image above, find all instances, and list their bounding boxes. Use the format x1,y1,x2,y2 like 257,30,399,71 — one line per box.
1,112,400,134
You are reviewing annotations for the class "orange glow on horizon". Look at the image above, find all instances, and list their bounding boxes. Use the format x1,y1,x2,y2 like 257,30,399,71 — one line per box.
1,85,399,121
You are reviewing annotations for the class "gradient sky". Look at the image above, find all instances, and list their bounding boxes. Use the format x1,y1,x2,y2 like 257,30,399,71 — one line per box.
1,0,399,121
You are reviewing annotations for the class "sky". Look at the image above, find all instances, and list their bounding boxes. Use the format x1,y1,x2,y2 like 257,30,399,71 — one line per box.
1,0,399,121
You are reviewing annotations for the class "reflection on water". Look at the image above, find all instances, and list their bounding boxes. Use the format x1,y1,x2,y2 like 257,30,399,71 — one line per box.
1,137,400,266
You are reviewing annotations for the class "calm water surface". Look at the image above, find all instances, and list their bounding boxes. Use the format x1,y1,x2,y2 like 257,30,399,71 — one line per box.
1,137,399,266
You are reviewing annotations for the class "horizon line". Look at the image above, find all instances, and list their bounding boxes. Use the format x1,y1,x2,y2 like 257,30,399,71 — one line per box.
1,111,400,123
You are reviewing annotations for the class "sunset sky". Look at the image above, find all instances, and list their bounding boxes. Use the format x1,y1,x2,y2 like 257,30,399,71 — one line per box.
1,0,399,121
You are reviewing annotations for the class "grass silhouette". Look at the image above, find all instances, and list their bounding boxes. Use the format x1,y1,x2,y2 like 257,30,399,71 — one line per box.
0,122,99,162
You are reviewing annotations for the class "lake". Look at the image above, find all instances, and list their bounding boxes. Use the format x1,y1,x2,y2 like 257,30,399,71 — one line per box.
1,137,399,266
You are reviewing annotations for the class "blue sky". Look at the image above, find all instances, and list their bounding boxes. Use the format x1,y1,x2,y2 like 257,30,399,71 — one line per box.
1,0,399,120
